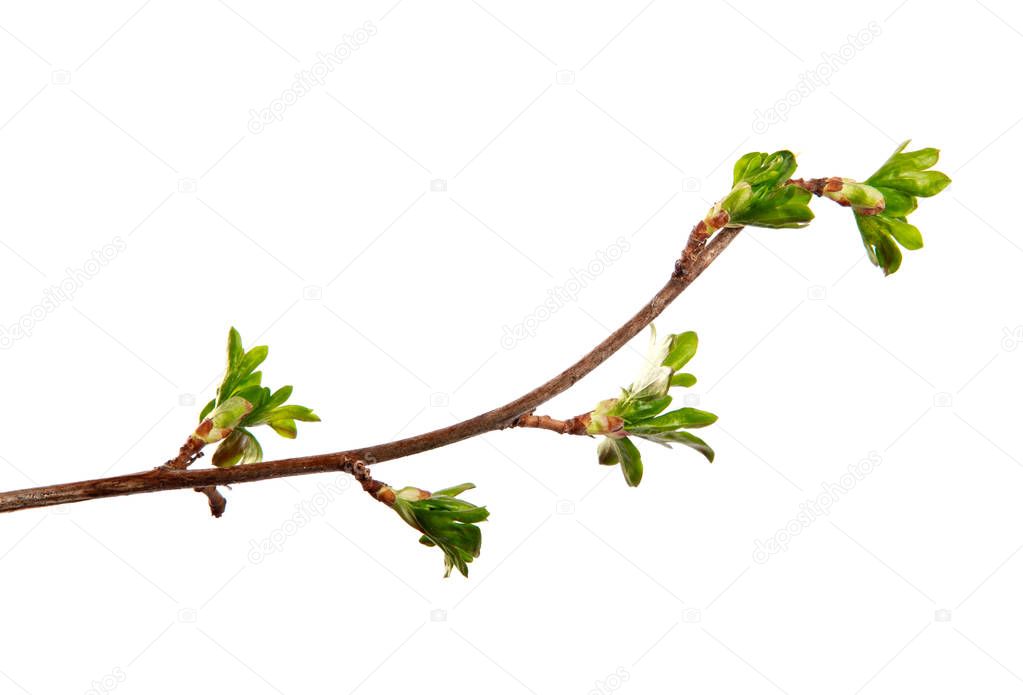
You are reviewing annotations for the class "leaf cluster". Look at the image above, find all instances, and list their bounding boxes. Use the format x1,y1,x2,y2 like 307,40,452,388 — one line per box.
197,328,319,467
391,483,490,577
855,140,951,275
591,328,717,487
727,150,815,229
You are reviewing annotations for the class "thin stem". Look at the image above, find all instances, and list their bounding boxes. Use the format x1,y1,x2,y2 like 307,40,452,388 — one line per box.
0,227,742,514
786,177,836,197
513,412,591,435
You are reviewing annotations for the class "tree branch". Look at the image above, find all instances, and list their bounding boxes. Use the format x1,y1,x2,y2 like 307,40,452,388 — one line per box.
0,226,742,514
513,412,591,435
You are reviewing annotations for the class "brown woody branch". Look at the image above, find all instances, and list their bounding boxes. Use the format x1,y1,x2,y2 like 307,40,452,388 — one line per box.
513,412,592,436
0,224,742,515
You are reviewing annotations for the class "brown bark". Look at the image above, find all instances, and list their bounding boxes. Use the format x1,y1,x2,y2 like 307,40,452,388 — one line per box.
513,412,592,435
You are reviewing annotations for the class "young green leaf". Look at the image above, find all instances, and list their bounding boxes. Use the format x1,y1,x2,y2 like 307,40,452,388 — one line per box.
663,331,698,372
633,430,715,462
266,385,293,410
733,150,798,188
237,346,268,378
856,215,904,275
670,373,697,388
872,186,917,216
618,395,673,423
733,185,814,229
227,327,244,368
268,419,297,439
211,428,263,468
598,437,644,487
198,398,216,422
629,407,718,432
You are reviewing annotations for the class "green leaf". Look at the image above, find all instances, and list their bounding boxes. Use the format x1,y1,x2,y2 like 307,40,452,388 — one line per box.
615,436,644,487
267,405,320,422
732,152,764,185
630,407,718,431
735,185,815,229
634,430,715,462
874,170,951,198
211,428,263,467
874,186,918,217
889,145,940,171
235,371,263,392
212,430,246,468
268,418,297,439
599,437,644,486
663,331,698,372
670,373,697,388
227,327,244,369
886,217,924,250
856,215,903,275
867,140,938,182
597,438,620,466
719,182,753,216
266,385,293,410
733,150,798,188
237,345,268,378
198,398,216,422
432,482,476,497
234,385,266,409
618,395,672,423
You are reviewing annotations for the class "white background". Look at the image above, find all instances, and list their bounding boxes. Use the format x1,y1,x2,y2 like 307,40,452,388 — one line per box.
1,1,1021,693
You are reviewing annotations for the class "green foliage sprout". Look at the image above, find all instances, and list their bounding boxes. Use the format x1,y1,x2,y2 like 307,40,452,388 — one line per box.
729,150,815,229
388,483,490,577
195,328,320,467
853,140,952,275
588,327,717,487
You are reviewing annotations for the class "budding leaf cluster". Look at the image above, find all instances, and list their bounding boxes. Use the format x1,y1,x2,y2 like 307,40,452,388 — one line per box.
854,140,951,275
727,150,815,229
196,328,319,467
388,483,490,577
588,328,717,487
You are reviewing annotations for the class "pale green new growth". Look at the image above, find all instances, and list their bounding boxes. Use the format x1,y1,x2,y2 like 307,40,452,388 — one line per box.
196,328,320,467
854,140,951,275
589,327,717,487
389,483,490,577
